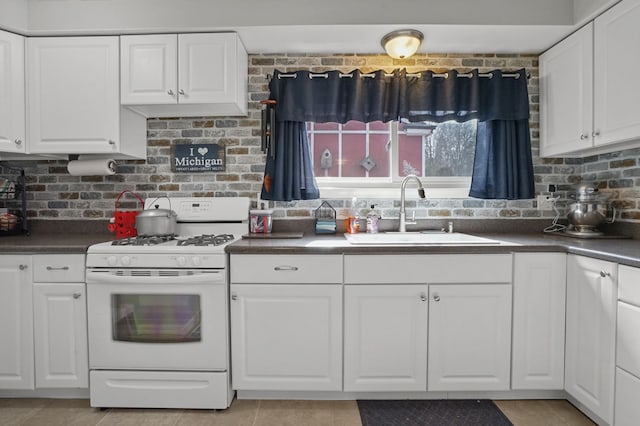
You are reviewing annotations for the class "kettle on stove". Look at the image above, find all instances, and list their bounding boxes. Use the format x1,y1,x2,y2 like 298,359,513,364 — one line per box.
565,184,616,236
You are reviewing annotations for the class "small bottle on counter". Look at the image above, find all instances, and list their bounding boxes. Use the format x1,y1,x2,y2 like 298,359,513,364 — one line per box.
366,204,379,234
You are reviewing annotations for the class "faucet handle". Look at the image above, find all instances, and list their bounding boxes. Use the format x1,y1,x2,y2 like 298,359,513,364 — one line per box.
406,211,417,225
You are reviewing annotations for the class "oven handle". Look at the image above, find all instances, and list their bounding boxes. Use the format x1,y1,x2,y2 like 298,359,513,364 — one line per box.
86,270,225,285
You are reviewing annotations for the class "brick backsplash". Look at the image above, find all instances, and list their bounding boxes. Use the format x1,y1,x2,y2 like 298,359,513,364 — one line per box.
3,53,639,223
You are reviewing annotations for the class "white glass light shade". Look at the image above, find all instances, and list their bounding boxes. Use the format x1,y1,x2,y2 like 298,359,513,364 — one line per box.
381,30,424,59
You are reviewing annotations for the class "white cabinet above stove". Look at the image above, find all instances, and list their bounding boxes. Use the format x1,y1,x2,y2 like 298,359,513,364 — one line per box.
120,33,248,118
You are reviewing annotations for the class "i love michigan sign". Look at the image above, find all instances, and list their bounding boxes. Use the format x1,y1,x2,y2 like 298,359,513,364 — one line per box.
173,143,226,172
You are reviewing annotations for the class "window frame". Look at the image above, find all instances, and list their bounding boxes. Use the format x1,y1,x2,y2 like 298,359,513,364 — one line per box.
309,121,473,199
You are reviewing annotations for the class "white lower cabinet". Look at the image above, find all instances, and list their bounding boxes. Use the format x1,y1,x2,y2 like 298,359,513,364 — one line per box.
343,285,428,392
230,283,342,391
428,283,512,391
512,253,566,390
615,264,640,426
33,283,88,388
0,256,34,390
565,254,616,425
32,254,88,389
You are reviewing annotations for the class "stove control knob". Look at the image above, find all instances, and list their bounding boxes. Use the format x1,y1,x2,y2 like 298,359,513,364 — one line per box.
121,256,131,266
176,256,187,266
107,256,117,266
192,256,201,266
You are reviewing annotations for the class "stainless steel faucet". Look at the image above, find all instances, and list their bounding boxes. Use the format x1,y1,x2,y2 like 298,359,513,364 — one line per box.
399,174,426,232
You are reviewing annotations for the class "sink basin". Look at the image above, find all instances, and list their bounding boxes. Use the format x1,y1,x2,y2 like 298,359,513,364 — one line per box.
343,232,500,245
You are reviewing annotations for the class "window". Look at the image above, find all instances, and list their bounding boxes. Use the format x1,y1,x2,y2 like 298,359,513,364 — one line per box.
307,119,477,198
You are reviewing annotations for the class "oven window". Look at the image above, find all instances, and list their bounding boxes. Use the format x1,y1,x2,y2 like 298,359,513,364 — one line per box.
111,294,202,343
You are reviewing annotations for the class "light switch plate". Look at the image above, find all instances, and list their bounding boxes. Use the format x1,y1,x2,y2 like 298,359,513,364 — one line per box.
536,194,554,210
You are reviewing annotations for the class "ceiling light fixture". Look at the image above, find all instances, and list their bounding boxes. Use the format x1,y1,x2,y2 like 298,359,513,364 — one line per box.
381,29,424,59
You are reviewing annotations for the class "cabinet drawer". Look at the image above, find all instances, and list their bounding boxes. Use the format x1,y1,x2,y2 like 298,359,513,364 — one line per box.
344,254,512,284
617,301,640,378
619,264,640,306
230,254,342,284
32,254,85,283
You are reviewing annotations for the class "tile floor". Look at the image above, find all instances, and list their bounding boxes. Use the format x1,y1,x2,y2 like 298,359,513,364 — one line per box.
0,398,595,426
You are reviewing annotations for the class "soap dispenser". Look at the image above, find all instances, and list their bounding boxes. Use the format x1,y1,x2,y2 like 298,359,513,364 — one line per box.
366,204,379,234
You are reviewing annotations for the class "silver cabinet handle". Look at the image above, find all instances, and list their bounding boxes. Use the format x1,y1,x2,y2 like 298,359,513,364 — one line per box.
46,266,70,271
580,134,589,140
420,292,427,302
167,89,174,96
73,293,81,299
179,89,185,95
433,295,440,302
108,140,116,145
593,130,601,137
14,138,22,145
600,270,611,278
274,266,299,271
231,293,238,301
19,264,28,270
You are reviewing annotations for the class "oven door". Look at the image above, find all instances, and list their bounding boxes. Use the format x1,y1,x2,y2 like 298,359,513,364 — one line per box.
86,269,228,371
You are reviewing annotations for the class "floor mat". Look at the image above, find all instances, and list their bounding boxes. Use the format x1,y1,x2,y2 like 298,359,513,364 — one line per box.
357,399,513,426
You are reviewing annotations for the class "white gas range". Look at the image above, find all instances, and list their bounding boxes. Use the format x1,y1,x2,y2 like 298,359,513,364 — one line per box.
86,197,249,410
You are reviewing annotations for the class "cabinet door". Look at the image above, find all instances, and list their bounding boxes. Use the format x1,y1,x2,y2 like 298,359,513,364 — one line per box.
615,367,640,426
178,33,241,105
121,34,177,105
565,254,616,425
33,283,88,388
0,30,26,153
27,36,120,154
539,23,593,157
344,285,428,392
428,284,512,391
512,253,566,390
230,284,342,391
593,0,640,147
0,256,33,389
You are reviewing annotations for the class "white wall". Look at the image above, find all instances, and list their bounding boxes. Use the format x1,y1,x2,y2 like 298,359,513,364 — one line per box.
24,0,575,33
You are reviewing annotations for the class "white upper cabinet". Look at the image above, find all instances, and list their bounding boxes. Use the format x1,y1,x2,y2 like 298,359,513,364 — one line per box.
120,34,177,105
540,0,640,157
121,33,248,117
0,30,26,154
27,36,146,159
540,24,593,157
593,0,640,147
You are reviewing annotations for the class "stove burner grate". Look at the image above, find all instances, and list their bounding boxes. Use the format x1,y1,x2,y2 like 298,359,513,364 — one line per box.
177,234,235,246
111,235,176,246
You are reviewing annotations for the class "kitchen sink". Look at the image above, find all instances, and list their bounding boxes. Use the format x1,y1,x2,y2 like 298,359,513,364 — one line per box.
343,232,500,245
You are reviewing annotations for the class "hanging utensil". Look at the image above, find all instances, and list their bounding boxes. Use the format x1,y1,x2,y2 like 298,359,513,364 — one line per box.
260,99,277,158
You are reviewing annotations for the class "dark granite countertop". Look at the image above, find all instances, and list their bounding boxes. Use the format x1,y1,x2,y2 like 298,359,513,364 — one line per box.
1,219,639,268
226,232,640,269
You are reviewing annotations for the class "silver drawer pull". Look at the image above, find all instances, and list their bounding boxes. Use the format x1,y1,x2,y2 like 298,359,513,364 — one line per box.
433,295,441,302
19,264,28,270
46,266,70,271
274,266,299,271
73,293,81,299
600,270,611,278
420,293,427,302
231,293,238,301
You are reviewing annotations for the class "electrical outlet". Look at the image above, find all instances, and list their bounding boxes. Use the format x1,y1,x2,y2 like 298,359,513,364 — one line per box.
536,194,554,210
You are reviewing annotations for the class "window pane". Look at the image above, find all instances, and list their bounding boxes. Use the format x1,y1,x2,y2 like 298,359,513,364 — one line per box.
368,133,391,178
314,122,339,131
313,134,339,177
343,121,366,131
342,134,366,177
398,120,477,177
369,121,390,131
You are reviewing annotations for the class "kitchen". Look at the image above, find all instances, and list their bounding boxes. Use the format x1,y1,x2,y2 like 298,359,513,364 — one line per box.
1,0,640,425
